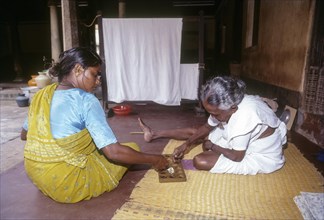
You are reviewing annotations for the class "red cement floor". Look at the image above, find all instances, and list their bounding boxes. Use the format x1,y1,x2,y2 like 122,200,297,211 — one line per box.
1,102,323,219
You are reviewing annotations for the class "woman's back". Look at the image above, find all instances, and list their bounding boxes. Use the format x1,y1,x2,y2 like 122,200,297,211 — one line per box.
50,88,117,149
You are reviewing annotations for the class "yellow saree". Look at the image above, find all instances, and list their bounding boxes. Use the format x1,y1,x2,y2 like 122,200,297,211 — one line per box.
24,83,139,203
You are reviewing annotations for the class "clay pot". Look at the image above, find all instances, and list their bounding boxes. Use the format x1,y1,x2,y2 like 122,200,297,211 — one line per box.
35,71,52,88
28,75,38,87
16,94,29,107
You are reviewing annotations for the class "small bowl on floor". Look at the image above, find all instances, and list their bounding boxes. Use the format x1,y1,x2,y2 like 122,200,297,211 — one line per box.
112,105,132,116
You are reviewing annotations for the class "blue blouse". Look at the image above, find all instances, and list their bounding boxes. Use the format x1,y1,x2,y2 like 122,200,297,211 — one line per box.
23,88,117,149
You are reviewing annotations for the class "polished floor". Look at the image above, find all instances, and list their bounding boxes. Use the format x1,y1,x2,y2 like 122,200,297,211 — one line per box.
1,102,323,219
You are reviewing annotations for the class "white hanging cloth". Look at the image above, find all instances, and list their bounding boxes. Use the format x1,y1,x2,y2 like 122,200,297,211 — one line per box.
102,18,183,105
180,63,199,100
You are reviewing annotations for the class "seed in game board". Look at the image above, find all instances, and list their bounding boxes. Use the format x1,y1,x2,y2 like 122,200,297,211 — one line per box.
167,167,175,174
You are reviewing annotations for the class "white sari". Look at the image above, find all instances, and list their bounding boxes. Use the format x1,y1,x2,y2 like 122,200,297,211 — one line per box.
208,95,287,175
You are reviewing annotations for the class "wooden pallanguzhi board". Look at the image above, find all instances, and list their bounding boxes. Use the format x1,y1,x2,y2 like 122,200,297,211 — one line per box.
158,154,187,183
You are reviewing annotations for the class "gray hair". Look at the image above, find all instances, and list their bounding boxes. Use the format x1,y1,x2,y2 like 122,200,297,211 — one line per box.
200,76,246,110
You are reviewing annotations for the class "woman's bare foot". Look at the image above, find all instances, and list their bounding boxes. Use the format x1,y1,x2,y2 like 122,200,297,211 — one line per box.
138,118,154,142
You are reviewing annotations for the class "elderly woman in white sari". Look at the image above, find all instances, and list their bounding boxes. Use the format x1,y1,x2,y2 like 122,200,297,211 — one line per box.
138,76,287,175
21,47,169,203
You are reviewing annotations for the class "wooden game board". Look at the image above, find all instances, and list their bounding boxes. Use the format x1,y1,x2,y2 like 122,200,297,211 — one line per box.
158,154,187,183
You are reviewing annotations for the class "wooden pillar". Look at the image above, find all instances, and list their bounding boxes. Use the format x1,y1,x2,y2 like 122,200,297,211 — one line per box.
61,0,79,50
97,14,109,112
198,10,205,93
195,10,205,112
48,0,62,62
119,0,126,18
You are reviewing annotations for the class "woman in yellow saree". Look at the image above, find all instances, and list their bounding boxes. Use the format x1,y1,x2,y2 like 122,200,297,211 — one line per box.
21,47,169,203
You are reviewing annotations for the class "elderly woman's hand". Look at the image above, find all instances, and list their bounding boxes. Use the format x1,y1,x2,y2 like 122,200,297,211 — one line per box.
202,139,214,151
172,143,189,162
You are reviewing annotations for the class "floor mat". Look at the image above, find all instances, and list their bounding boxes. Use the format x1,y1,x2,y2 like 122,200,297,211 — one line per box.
112,140,324,219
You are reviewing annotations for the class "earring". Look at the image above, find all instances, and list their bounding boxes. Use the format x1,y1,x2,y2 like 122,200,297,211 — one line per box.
75,67,83,76
78,67,84,75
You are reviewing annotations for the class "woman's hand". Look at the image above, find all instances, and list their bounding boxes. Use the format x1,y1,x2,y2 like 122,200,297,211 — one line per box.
172,143,189,162
152,155,169,171
21,128,27,141
202,139,213,151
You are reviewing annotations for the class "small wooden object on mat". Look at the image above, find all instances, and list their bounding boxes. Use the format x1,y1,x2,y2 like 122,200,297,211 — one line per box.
158,154,186,183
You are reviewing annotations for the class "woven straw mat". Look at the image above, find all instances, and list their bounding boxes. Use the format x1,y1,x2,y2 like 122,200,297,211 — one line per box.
112,140,324,220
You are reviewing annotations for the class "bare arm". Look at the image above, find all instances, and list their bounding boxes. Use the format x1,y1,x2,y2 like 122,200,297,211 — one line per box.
21,128,27,141
101,143,169,171
21,126,168,170
211,144,246,162
183,122,214,146
173,122,215,160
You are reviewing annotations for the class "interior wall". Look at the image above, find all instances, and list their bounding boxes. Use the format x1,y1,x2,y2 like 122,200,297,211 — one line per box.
239,0,324,147
241,0,314,92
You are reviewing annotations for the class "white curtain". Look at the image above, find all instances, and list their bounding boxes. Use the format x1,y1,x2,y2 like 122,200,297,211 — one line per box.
180,63,199,100
102,18,183,105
